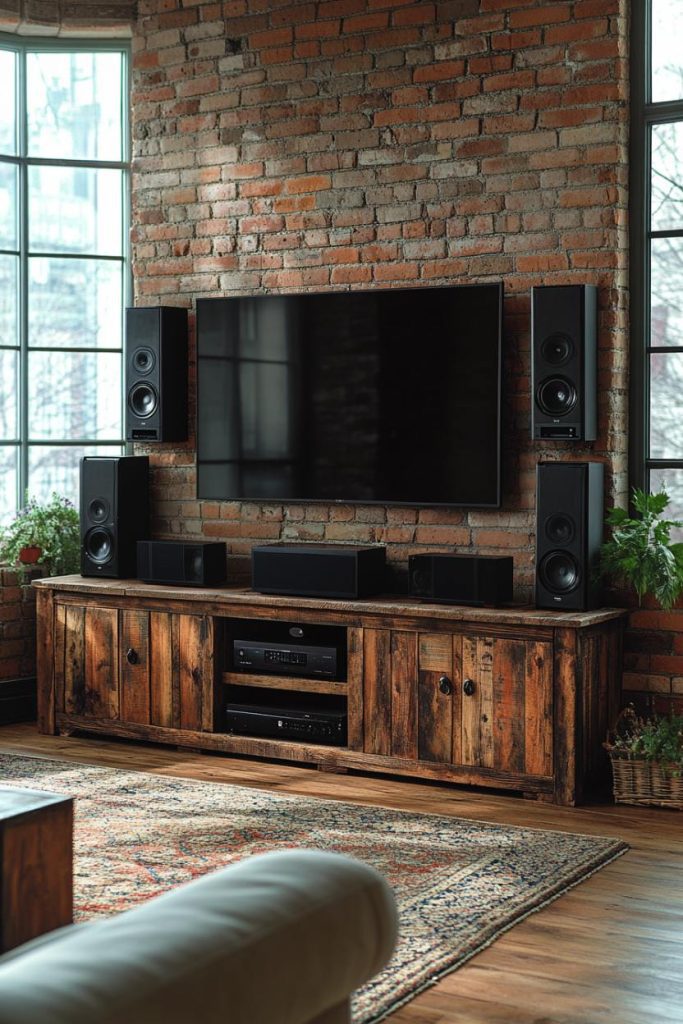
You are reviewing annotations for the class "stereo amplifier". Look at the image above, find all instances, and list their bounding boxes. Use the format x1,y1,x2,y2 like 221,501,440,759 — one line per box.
225,703,347,746
233,640,338,678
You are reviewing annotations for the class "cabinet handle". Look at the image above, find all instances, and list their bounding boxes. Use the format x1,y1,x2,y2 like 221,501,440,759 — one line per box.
463,678,475,697
438,675,452,696
126,648,139,665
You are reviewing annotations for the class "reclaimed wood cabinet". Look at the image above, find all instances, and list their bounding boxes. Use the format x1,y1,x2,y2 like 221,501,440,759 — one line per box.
35,577,626,805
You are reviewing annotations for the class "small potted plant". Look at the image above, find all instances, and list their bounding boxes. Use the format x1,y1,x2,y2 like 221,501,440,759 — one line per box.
605,704,683,808
0,493,80,578
599,488,683,610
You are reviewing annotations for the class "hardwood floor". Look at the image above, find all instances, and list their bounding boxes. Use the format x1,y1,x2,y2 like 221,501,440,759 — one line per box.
1,722,682,1023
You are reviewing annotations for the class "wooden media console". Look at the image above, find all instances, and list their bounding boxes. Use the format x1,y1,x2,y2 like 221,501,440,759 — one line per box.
34,576,626,806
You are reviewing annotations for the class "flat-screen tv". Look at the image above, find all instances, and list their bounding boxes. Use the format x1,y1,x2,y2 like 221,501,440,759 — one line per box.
196,282,503,507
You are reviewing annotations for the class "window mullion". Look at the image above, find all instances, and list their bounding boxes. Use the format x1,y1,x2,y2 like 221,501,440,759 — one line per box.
17,42,28,507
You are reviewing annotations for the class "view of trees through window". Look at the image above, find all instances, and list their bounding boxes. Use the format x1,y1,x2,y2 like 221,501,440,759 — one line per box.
644,1,683,525
0,41,128,523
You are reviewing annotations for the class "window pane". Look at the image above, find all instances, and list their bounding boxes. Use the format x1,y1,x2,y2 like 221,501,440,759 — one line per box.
28,443,123,507
0,254,18,344
0,446,18,524
28,166,123,257
0,350,18,440
28,351,122,440
29,258,123,349
652,0,683,103
651,122,683,231
650,237,683,347
649,351,683,458
0,162,17,249
27,51,123,161
649,467,683,542
0,50,16,156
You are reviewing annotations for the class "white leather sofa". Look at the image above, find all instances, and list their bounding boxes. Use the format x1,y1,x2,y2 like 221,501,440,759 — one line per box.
0,849,398,1024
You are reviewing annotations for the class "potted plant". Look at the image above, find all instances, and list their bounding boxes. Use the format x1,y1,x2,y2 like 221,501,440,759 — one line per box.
605,704,683,808
599,488,683,610
0,493,80,578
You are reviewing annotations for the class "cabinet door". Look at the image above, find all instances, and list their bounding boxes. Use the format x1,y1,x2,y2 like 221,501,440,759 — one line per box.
55,602,119,720
362,629,460,763
54,602,216,731
360,628,553,779
148,611,216,732
459,635,553,777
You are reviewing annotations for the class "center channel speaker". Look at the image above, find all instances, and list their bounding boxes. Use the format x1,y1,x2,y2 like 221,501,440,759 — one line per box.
532,284,597,441
137,541,227,587
535,461,604,611
126,306,188,442
80,456,150,578
409,554,513,607
252,544,386,599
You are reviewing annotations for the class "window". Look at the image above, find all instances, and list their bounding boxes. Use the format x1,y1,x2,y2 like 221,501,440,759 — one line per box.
630,1,683,516
0,37,129,522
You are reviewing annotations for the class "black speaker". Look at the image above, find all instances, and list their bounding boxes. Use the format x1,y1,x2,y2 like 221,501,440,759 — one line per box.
409,554,513,606
137,540,227,587
80,457,150,578
531,284,597,441
126,306,188,442
252,544,386,599
535,461,604,611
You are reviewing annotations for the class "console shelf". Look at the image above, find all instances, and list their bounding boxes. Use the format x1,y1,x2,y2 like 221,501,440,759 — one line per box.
34,576,627,806
223,672,347,696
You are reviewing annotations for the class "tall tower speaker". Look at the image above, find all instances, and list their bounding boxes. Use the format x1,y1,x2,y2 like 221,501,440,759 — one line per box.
126,306,188,442
531,284,597,441
535,461,604,611
80,456,150,578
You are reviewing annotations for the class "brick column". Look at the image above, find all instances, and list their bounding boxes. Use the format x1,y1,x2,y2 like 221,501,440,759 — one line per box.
0,564,47,723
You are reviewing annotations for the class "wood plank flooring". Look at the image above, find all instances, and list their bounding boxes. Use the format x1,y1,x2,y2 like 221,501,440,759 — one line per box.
1,723,682,1024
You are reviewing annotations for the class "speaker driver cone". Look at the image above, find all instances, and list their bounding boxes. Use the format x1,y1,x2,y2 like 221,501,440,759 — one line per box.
541,333,574,366
544,513,575,545
129,382,159,419
539,551,579,594
88,497,110,524
132,347,156,374
537,376,577,417
85,528,114,565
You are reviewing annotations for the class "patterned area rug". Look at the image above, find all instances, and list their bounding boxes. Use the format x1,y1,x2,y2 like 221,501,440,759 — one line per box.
0,753,627,1023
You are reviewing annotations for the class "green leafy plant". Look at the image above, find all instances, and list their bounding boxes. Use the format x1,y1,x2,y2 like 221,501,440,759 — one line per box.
599,489,683,610
608,704,683,774
0,493,80,578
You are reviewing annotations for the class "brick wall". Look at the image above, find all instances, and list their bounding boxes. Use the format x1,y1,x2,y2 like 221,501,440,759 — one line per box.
0,0,135,35
130,0,629,603
0,565,45,683
623,602,683,717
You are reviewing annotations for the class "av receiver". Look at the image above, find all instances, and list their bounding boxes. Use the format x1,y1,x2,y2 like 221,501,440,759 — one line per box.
233,640,338,679
225,703,347,746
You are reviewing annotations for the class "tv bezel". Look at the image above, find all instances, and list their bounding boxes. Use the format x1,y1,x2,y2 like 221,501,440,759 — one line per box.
195,281,504,510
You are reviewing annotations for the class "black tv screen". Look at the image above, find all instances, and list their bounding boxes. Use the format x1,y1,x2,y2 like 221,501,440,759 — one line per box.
196,282,503,507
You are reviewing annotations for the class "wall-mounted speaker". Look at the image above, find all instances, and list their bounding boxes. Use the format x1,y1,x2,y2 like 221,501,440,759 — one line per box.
80,456,150,578
137,540,227,587
531,284,597,441
535,461,604,611
126,306,188,442
409,554,513,606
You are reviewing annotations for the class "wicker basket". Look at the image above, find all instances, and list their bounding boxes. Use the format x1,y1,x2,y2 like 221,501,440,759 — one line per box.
607,753,683,809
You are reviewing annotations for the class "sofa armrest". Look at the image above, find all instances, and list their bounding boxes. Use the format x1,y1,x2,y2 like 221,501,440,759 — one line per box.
0,849,397,1024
